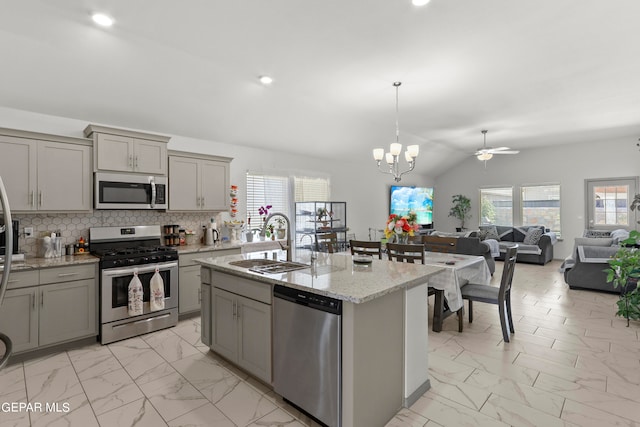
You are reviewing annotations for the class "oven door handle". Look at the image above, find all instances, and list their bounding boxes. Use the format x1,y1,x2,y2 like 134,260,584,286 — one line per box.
102,262,178,277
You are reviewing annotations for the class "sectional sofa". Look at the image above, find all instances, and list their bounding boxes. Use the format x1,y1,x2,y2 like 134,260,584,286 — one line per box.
478,225,556,265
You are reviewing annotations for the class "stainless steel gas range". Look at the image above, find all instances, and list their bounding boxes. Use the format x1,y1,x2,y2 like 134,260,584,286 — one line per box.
90,225,178,344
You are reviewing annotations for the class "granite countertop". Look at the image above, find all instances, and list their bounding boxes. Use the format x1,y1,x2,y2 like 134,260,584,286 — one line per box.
3,254,99,271
176,242,243,255
195,252,444,304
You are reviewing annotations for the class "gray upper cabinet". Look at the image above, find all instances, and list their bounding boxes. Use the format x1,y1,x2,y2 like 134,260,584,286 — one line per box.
0,129,92,212
84,124,170,175
168,151,232,211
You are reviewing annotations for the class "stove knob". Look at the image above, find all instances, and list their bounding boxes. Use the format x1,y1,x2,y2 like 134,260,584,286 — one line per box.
141,257,150,264
112,259,122,267
164,254,173,261
128,258,137,265
150,255,159,262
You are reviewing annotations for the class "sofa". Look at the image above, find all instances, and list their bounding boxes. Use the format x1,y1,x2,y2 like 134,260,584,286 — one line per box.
477,225,556,265
563,229,630,293
423,233,495,275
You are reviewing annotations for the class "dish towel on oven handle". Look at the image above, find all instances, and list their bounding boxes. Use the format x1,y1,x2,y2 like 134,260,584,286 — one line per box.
150,266,165,311
128,269,144,316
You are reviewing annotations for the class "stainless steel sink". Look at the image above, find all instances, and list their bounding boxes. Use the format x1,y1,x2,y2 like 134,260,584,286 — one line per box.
229,259,309,274
229,259,281,268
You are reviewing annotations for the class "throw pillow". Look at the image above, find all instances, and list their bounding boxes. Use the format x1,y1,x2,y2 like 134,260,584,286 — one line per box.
610,229,630,245
523,228,544,245
479,225,499,241
583,229,611,238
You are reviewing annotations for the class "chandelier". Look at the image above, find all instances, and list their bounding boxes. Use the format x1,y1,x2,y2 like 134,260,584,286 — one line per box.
373,82,419,182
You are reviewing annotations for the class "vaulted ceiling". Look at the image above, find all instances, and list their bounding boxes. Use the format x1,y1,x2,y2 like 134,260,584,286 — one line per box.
2,0,640,176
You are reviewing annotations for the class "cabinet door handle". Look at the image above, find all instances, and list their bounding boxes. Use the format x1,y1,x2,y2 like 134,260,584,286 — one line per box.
135,155,139,169
197,288,202,303
41,291,44,307
128,155,133,169
201,197,205,207
57,272,79,277
39,191,43,207
232,300,236,318
32,293,35,309
30,191,35,207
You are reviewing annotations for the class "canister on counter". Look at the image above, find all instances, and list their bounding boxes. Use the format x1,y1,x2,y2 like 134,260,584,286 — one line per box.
179,229,186,246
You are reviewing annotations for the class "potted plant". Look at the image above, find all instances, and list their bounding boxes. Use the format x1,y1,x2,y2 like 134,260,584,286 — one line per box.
606,230,640,326
266,224,275,240
448,194,472,231
274,217,286,239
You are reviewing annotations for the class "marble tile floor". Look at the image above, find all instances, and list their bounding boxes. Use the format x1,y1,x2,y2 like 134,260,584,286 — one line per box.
1,260,639,426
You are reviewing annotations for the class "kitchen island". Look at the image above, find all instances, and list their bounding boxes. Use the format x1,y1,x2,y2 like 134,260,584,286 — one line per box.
195,251,443,427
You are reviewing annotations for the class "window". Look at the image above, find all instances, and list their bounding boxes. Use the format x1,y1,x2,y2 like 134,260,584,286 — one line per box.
246,173,290,228
521,184,561,237
479,187,513,226
246,173,330,229
586,177,638,229
294,176,329,202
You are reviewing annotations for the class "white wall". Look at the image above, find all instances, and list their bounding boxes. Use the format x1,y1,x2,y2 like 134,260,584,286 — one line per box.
433,136,640,259
0,106,433,242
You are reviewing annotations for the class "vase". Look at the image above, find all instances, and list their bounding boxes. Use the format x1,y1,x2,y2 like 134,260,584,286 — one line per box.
394,233,408,244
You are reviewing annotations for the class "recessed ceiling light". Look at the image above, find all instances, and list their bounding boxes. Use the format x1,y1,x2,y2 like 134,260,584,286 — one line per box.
259,75,274,85
412,0,431,6
92,13,114,27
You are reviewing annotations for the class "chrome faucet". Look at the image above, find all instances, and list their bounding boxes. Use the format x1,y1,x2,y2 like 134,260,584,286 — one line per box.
263,212,292,261
299,233,317,262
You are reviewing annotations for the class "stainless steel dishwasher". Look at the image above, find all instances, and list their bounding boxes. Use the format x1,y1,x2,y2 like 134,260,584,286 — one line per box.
273,285,342,427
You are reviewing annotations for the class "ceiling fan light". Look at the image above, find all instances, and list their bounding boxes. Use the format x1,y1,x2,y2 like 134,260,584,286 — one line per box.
373,148,384,161
477,152,493,161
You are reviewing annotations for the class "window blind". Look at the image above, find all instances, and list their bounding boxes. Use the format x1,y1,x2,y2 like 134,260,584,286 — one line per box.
246,173,290,228
294,176,330,202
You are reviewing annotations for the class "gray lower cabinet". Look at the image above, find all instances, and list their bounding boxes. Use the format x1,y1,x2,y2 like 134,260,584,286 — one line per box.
179,249,241,315
0,264,97,353
179,264,203,314
0,287,38,353
209,271,272,383
38,279,96,347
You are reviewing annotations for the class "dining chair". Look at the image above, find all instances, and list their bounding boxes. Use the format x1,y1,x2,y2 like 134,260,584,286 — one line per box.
422,235,458,253
350,240,382,259
386,242,424,263
316,232,338,253
460,245,518,342
387,242,463,332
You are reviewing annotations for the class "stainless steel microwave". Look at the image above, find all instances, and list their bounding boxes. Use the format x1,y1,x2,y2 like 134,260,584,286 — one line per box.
95,172,167,210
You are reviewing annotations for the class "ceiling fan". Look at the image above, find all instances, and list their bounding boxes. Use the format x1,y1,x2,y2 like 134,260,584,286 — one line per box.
475,129,519,161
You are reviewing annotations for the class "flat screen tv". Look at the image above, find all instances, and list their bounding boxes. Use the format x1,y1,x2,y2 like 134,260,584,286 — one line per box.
390,185,434,226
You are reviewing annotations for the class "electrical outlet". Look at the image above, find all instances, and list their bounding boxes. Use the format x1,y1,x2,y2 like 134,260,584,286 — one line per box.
24,227,34,238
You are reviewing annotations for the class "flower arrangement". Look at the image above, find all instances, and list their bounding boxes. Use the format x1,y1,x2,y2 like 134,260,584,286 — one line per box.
384,211,419,240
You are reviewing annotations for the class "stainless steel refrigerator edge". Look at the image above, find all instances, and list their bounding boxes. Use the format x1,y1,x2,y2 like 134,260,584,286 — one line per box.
0,176,14,370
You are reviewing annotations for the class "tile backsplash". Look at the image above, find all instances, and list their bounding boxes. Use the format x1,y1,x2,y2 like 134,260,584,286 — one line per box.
15,210,224,257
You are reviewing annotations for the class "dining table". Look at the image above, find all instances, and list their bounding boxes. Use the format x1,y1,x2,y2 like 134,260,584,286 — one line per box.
422,251,492,332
